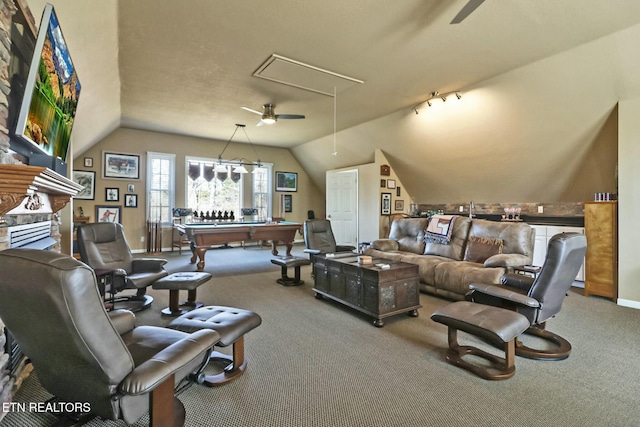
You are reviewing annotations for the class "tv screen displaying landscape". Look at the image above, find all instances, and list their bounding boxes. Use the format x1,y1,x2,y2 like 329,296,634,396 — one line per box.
15,4,80,162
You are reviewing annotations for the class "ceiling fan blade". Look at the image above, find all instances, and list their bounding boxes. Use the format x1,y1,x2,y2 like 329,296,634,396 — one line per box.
276,114,305,120
450,0,485,24
256,120,265,127
241,106,262,116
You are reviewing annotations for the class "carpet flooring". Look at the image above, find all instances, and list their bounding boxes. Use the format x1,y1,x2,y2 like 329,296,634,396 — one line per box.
3,244,640,426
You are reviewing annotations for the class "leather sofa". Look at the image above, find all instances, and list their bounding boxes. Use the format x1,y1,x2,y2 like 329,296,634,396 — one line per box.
364,216,535,300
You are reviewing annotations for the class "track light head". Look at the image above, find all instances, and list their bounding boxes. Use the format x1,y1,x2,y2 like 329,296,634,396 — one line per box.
455,92,462,100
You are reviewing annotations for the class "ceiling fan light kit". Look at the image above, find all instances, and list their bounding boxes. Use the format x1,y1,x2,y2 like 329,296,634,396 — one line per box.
242,103,305,126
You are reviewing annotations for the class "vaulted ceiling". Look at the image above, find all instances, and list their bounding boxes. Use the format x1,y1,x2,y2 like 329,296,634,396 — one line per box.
26,0,640,156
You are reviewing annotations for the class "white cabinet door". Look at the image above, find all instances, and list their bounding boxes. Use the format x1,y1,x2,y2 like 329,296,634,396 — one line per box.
531,225,547,267
546,226,585,281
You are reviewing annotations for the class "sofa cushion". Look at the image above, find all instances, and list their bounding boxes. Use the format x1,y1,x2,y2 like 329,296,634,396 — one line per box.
424,216,471,261
401,254,453,286
389,218,429,254
464,236,503,263
467,219,534,257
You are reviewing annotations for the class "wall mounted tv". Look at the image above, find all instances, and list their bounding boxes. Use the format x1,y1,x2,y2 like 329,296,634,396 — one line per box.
14,3,80,171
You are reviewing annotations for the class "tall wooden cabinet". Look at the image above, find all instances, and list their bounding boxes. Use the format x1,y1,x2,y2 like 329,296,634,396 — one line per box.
584,201,617,300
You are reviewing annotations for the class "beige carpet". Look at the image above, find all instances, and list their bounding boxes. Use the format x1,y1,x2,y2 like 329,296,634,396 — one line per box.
3,245,640,427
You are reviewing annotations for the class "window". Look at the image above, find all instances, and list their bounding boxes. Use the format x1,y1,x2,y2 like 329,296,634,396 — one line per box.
186,158,243,218
147,152,175,224
252,164,272,220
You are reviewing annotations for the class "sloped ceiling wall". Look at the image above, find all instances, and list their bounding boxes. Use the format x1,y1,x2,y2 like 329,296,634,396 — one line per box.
293,22,640,204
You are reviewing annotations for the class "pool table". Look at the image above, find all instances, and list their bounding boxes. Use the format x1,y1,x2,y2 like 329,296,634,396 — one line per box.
175,221,302,271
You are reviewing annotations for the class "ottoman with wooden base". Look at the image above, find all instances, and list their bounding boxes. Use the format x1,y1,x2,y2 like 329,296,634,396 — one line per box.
169,306,262,386
270,256,311,286
431,301,530,380
152,271,211,316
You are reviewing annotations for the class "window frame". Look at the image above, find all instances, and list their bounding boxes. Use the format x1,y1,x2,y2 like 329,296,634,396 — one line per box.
146,151,176,226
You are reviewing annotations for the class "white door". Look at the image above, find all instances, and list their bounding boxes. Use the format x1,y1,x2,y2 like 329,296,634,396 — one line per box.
326,169,358,247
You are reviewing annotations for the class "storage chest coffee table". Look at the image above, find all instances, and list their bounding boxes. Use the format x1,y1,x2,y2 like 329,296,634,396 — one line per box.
312,254,421,327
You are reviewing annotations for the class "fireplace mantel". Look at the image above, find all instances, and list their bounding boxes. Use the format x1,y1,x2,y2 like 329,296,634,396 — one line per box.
0,165,83,217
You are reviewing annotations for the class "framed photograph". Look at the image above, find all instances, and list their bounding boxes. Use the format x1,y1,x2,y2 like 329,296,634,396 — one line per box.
83,157,93,168
105,187,119,202
396,186,401,197
381,193,391,215
276,171,297,192
281,194,292,213
96,205,121,223
127,184,135,192
72,170,95,200
387,179,396,189
395,200,405,211
380,164,390,176
380,179,386,188
103,152,140,180
124,194,138,208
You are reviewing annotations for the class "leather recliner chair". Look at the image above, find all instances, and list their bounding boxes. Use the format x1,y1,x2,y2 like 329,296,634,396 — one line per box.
0,249,219,426
303,219,356,257
466,232,587,360
77,222,168,311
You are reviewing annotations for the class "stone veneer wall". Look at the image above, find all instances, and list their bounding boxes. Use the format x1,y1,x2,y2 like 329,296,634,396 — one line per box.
413,202,585,218
0,0,38,421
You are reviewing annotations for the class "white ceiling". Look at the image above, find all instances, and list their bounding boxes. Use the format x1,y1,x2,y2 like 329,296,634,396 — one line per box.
34,0,640,154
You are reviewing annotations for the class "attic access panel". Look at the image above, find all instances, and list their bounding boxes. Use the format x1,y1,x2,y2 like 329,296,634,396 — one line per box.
253,54,364,96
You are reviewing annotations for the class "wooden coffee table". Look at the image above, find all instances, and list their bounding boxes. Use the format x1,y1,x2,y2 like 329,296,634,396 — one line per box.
312,254,421,327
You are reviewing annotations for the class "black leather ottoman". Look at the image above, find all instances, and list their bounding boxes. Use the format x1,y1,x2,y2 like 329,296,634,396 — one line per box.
169,306,262,386
271,256,311,286
152,271,211,316
431,301,529,380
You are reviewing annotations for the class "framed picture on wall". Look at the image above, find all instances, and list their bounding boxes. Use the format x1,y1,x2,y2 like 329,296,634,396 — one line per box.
72,170,96,200
105,187,119,201
282,194,292,213
395,200,405,211
275,171,297,192
103,151,140,180
381,193,391,215
96,205,121,223
124,194,138,208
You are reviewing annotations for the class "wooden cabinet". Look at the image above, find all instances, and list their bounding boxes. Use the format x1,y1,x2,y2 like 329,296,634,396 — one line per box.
584,201,617,300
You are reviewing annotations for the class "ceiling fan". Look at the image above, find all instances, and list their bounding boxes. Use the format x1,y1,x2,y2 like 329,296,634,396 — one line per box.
241,103,305,126
450,0,485,24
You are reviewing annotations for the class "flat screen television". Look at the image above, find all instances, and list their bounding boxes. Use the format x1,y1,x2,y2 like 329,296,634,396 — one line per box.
14,4,80,167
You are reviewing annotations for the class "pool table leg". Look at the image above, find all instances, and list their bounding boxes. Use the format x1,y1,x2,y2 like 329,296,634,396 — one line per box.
189,242,207,271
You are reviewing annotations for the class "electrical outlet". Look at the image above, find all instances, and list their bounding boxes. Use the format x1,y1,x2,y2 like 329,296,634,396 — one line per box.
140,236,145,242
538,205,544,214
459,206,464,212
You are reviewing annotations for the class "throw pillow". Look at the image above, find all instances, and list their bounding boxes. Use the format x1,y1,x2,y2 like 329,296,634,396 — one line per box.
464,236,503,263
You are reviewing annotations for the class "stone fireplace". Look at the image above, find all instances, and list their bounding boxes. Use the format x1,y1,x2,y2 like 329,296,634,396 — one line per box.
0,164,82,419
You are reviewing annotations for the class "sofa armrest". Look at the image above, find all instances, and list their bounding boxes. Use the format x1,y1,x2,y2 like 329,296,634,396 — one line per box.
108,309,135,336
483,253,531,268
304,248,321,255
119,329,220,395
468,283,540,308
370,239,399,252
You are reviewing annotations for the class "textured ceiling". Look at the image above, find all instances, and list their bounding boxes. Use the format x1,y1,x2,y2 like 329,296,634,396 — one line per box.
31,0,640,154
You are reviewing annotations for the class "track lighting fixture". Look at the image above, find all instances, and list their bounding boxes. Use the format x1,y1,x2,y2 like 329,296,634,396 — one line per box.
411,90,462,114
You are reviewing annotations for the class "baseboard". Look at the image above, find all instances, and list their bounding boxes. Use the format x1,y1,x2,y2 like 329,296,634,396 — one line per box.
617,298,640,310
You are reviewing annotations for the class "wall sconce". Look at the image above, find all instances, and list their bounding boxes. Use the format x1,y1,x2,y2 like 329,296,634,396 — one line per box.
412,90,462,114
